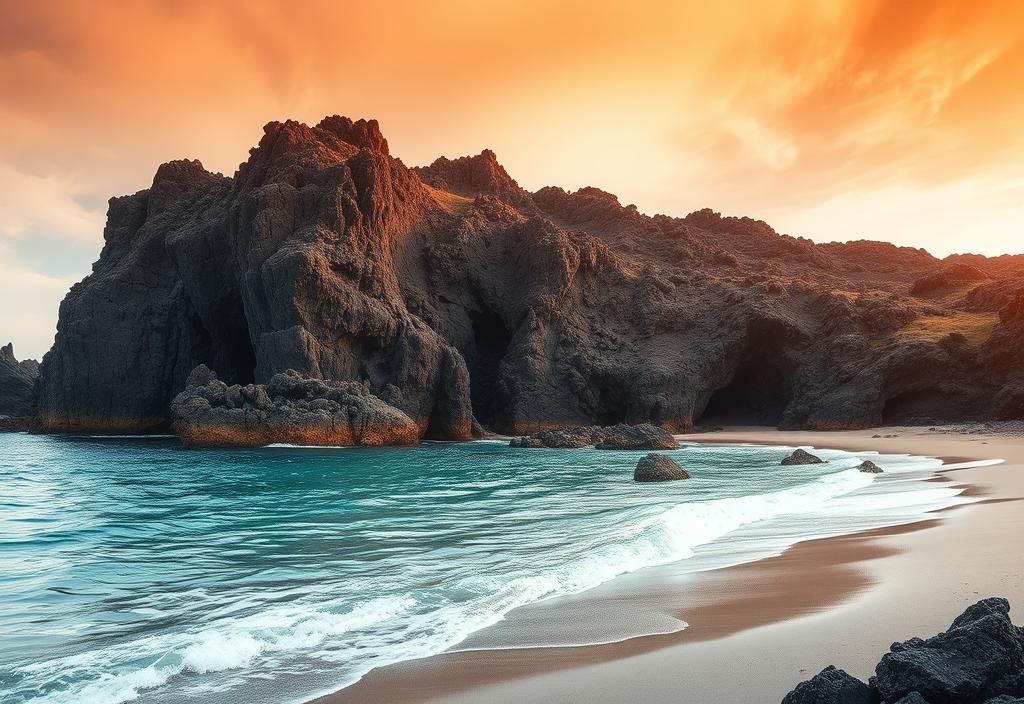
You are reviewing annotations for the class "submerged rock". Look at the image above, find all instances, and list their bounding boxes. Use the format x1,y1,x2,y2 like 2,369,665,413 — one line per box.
858,460,883,473
171,366,419,448
508,426,603,448
509,423,677,450
595,423,678,450
781,665,874,704
781,448,824,465
634,453,689,482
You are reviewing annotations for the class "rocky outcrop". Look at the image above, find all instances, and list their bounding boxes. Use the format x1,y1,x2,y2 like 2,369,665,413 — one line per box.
782,448,824,465
509,423,677,450
858,460,883,473
781,666,875,704
783,597,1024,704
171,365,418,447
0,342,39,419
30,114,1024,438
634,454,690,482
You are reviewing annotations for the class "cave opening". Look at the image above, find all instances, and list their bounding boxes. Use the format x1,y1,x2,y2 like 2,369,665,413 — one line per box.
189,299,257,386
882,388,969,425
468,310,513,428
700,351,792,427
596,384,627,426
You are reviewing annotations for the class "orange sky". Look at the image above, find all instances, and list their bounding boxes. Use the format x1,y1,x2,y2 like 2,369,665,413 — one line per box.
2,0,1024,358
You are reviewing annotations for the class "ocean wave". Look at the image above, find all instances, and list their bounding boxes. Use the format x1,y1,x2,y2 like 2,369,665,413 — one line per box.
1,438,982,704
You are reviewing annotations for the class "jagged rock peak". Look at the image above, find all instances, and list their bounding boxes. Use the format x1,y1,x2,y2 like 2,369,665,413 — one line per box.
1,342,14,361
152,159,216,185
315,115,389,155
413,148,525,202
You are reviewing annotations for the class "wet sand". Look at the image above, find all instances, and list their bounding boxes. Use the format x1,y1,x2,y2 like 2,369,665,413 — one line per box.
314,426,1024,704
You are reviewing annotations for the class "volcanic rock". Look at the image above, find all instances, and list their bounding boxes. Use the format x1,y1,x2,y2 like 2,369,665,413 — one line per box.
784,598,1024,704
509,423,677,450
171,366,419,447
0,342,39,419
874,597,1024,704
781,448,824,465
781,666,875,704
508,426,603,448
858,460,883,473
28,114,1024,437
634,454,689,482
595,423,678,450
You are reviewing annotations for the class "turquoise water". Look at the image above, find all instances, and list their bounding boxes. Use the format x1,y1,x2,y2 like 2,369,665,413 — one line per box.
0,433,971,704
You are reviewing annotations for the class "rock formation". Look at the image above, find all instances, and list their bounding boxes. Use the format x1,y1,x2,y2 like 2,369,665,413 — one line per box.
782,448,824,465
509,423,677,449
858,460,883,473
25,115,1024,440
783,597,1024,704
0,343,39,419
634,453,690,481
171,365,419,447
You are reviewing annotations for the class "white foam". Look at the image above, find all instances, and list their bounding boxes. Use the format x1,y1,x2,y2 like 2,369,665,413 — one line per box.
11,445,990,704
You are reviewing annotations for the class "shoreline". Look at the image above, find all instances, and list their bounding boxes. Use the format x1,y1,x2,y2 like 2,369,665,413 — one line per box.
314,426,1023,704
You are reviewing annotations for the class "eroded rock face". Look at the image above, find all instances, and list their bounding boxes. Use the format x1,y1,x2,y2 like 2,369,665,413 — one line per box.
781,448,824,465
509,423,677,450
171,365,419,448
634,454,689,482
32,115,1024,437
0,343,39,419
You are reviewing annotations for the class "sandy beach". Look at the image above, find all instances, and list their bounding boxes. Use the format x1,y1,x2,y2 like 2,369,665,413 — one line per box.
316,425,1024,704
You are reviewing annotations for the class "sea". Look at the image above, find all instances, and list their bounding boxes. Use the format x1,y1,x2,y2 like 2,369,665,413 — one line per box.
0,432,983,703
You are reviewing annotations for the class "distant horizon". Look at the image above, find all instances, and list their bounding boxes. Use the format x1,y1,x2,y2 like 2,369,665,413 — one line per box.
3,0,1024,359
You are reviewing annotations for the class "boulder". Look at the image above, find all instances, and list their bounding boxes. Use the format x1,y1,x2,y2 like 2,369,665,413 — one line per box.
893,694,931,704
509,423,676,450
595,423,678,450
508,426,603,448
171,367,419,448
782,448,824,465
858,460,883,473
634,453,690,482
874,597,1024,704
781,665,875,704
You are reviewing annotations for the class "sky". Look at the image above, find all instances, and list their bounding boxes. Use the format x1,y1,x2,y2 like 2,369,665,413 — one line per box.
2,0,1024,360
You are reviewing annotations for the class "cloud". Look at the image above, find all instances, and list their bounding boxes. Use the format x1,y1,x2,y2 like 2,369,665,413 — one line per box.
0,162,105,243
1,0,1023,355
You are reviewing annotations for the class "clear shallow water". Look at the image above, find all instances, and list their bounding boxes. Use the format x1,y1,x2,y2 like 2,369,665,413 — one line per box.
0,433,975,704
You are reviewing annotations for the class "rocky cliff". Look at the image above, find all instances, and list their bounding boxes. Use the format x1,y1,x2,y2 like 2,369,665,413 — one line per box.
0,342,38,419
30,115,1024,441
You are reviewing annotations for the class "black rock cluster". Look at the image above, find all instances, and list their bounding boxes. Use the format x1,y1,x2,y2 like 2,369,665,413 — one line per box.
783,597,1024,704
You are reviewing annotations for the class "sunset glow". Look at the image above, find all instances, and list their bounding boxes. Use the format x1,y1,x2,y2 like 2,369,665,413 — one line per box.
2,0,1024,357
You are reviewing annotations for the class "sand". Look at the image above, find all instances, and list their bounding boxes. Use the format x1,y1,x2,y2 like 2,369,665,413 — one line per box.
314,426,1024,704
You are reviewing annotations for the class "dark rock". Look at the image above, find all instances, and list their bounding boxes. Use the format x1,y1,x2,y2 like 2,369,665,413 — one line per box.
171,367,419,447
858,460,883,473
508,426,603,448
782,448,824,465
595,423,678,450
781,665,875,704
27,115,1024,437
874,597,1024,704
0,342,39,419
892,694,931,704
634,454,689,482
509,423,676,450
